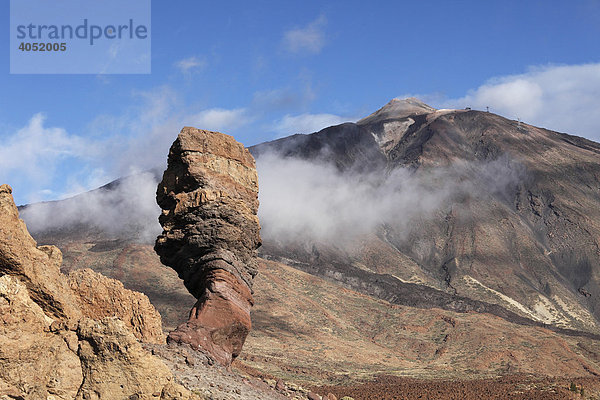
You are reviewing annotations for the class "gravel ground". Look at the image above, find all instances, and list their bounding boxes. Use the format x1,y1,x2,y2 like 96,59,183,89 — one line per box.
314,374,600,400
145,342,315,400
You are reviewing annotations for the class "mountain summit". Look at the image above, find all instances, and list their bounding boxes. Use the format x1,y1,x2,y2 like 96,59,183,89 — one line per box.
357,97,438,125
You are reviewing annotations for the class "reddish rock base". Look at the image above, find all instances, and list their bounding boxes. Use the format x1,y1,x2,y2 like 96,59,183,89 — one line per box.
167,269,253,366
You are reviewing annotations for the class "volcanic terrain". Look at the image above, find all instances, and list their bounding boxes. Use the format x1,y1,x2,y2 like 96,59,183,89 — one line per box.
19,98,600,397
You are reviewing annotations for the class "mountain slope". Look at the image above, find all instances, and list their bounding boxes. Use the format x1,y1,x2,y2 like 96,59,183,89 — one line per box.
251,99,600,333
32,238,600,386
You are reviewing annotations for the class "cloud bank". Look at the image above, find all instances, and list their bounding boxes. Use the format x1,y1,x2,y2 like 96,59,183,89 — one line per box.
255,153,523,246
20,171,162,243
19,144,523,250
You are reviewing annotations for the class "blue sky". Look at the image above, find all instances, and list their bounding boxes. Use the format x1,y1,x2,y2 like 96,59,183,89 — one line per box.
1,0,600,204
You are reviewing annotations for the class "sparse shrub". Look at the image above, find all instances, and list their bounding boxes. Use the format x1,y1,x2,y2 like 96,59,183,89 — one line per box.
580,387,584,397
570,382,578,392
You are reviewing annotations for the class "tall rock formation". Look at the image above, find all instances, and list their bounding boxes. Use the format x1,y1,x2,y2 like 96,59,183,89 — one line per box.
155,127,261,367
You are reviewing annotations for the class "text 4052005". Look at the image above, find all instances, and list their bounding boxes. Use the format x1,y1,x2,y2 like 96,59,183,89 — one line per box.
18,42,67,52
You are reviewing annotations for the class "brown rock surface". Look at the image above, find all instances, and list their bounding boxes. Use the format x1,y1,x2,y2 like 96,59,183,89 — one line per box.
68,267,165,344
0,183,163,343
76,317,175,400
0,274,82,400
155,128,261,366
0,185,200,400
0,184,81,321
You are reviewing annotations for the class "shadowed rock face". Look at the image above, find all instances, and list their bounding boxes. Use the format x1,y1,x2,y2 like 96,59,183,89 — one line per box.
155,127,261,366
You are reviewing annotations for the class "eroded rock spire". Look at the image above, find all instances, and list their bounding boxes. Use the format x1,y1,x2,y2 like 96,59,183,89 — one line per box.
155,127,261,366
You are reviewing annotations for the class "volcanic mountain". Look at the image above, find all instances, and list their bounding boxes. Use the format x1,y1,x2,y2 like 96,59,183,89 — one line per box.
252,98,600,333
18,98,600,389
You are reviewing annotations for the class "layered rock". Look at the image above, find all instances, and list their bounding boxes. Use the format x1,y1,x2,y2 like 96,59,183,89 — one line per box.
0,184,200,399
155,127,261,366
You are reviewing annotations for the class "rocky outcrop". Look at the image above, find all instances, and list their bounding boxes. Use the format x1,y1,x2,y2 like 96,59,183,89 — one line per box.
0,274,82,399
0,184,200,400
0,184,164,344
68,268,164,344
0,184,82,321
75,317,200,400
76,317,173,399
155,127,261,366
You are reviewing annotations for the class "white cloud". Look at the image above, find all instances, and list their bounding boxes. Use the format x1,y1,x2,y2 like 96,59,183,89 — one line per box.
1,86,258,204
187,108,252,132
272,113,349,137
175,56,207,73
441,63,600,140
21,171,162,242
256,153,522,245
0,114,91,202
282,15,327,55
